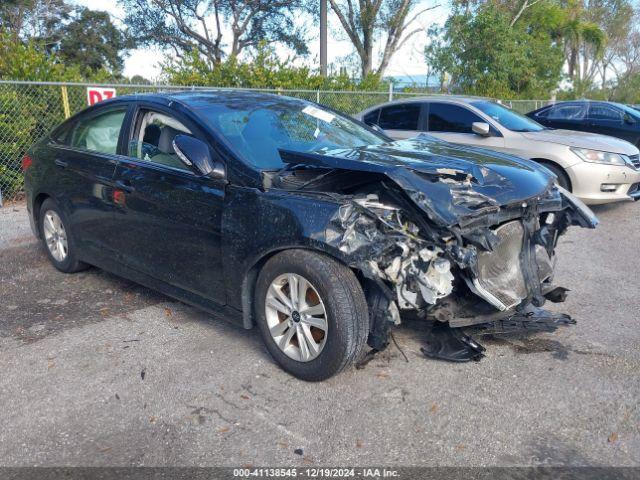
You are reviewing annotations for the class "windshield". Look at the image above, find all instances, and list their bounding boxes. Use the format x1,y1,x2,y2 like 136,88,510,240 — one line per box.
471,100,545,132
197,95,387,169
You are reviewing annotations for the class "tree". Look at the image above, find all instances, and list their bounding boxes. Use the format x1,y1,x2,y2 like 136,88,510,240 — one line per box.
120,0,309,66
0,0,70,43
426,2,565,98
0,30,78,80
57,7,131,76
560,0,606,91
1,1,130,77
583,0,635,87
327,0,437,78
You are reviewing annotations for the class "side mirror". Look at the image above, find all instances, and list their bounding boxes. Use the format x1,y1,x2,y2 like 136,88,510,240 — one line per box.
472,122,491,137
173,135,225,179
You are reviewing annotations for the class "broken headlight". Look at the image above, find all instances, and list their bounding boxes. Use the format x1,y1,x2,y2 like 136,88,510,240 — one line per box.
469,220,528,311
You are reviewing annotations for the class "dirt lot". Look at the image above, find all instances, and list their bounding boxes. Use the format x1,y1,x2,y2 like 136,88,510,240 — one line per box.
0,200,639,467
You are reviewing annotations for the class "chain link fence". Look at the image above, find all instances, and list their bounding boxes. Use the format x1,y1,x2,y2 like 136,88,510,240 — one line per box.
0,80,552,204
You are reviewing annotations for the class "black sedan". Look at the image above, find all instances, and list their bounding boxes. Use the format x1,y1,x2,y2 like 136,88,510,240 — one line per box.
23,91,597,380
527,100,640,147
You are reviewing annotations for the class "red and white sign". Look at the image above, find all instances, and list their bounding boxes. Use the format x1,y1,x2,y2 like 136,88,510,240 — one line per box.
87,87,116,106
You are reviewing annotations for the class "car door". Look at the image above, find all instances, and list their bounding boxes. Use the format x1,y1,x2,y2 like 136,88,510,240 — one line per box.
46,105,129,262
111,103,226,304
424,102,505,149
376,102,423,139
541,103,588,131
586,104,633,142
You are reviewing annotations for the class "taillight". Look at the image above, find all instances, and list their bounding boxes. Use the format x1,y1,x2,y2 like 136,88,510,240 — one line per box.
21,155,33,171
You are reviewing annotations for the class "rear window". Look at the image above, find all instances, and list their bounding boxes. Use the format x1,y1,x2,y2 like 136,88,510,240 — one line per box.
69,109,127,154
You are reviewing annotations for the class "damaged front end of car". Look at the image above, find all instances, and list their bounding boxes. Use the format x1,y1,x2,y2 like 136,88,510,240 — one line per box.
264,136,598,362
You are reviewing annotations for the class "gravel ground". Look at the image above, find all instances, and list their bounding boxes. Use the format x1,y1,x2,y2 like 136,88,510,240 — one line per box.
0,200,639,467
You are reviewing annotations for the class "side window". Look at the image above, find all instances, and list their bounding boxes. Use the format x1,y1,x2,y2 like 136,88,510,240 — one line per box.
378,103,420,130
588,104,623,123
130,110,193,171
363,109,380,126
533,107,550,118
547,104,587,121
69,109,126,154
427,103,483,133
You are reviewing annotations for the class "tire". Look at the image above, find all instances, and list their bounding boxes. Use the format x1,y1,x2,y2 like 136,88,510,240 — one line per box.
540,161,571,191
254,250,369,381
39,198,87,273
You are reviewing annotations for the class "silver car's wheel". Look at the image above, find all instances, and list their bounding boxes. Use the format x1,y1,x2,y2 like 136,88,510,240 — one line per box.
42,210,68,262
265,273,328,362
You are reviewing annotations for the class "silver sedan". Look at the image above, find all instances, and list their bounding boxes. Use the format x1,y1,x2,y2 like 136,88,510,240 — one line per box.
356,97,640,205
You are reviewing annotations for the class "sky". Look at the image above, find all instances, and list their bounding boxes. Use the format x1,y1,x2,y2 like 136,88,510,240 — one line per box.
70,0,449,82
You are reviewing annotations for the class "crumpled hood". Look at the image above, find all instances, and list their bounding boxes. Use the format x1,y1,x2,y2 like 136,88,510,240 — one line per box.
280,136,557,227
521,129,639,155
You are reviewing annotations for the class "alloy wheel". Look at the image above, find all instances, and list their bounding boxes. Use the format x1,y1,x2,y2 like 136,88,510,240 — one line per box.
42,210,68,262
264,273,328,362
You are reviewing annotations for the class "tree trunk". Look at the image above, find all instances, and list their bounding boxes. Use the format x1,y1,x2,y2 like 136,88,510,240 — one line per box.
361,29,374,77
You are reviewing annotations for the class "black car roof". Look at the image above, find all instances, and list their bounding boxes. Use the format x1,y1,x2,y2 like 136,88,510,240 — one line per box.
108,89,307,109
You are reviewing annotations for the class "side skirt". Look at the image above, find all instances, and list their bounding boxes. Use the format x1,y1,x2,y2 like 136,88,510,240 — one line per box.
79,253,245,329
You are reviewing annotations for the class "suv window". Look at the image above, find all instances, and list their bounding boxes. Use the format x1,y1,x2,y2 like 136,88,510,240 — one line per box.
588,104,623,123
427,103,483,133
378,104,420,130
70,109,126,154
546,104,587,121
130,110,193,171
363,109,380,126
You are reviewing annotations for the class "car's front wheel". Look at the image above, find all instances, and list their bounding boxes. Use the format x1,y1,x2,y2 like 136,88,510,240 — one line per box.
541,161,571,191
39,198,87,273
255,250,369,381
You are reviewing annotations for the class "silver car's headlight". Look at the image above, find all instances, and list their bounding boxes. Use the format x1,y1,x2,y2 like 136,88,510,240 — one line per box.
570,147,626,165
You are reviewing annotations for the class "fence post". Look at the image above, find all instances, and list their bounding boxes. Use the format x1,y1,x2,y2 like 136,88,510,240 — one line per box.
316,90,320,103
60,85,71,119
388,83,393,102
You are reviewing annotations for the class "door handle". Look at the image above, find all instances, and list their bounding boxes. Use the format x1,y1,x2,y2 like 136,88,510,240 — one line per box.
115,180,135,193
54,158,68,168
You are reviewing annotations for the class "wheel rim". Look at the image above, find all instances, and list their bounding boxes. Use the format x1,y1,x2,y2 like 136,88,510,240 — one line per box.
42,210,68,262
265,273,328,362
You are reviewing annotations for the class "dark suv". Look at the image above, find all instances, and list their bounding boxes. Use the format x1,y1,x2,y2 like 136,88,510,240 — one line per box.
527,101,640,147
23,91,596,380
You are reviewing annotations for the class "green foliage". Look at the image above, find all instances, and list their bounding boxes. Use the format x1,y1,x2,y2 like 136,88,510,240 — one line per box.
609,73,640,104
162,46,387,91
58,7,132,76
0,31,81,81
426,2,565,99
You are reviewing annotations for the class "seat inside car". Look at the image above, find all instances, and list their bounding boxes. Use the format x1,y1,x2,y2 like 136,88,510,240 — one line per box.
145,125,188,170
143,123,161,146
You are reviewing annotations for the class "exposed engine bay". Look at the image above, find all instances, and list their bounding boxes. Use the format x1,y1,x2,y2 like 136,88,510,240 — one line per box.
263,137,599,361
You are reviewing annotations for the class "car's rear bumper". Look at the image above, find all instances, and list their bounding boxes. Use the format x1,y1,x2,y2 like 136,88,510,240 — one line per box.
24,189,39,238
566,162,640,205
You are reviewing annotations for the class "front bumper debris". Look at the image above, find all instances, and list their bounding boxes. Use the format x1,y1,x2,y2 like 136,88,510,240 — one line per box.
421,307,576,363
